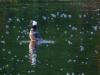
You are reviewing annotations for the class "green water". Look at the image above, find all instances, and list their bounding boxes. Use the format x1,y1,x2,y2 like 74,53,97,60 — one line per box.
0,1,100,75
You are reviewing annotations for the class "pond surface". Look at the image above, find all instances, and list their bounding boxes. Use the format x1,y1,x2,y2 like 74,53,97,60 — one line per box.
0,1,100,75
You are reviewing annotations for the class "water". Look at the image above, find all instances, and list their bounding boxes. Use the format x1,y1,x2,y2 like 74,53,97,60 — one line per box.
0,1,100,75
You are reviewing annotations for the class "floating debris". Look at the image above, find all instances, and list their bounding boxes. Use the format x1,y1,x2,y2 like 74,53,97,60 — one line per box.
90,32,94,35
78,14,82,18
60,13,67,18
6,31,10,35
81,73,85,75
72,26,77,31
92,26,98,31
51,14,56,18
24,55,28,58
80,45,84,52
67,59,72,63
5,25,9,29
94,50,98,54
16,18,20,22
64,30,67,34
42,16,47,20
73,59,77,63
8,51,11,54
60,68,64,71
2,49,6,51
72,72,75,75
57,27,60,31
68,24,72,27
68,40,72,45
56,11,60,16
1,40,5,44
83,14,87,18
66,72,70,75
68,14,72,18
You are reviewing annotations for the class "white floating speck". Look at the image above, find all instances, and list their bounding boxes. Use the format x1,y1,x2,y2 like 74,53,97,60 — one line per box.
85,62,88,64
67,59,72,63
94,50,98,54
17,36,20,40
51,14,56,18
68,14,72,18
22,18,24,20
72,72,75,75
86,58,89,60
51,17,54,20
78,14,82,18
16,59,20,62
60,13,67,18
96,8,100,11
68,40,72,45
56,24,59,27
27,70,31,73
56,12,60,16
68,24,72,27
46,44,49,47
70,34,73,38
6,31,10,35
16,18,20,22
8,51,11,54
80,38,83,41
25,55,28,58
81,73,85,75
83,14,87,18
92,26,98,31
97,13,100,16
5,64,9,68
13,26,16,29
1,40,5,44
31,70,35,73
42,16,47,20
72,26,77,31
60,68,63,71
8,18,12,21
73,59,76,63
5,25,9,29
46,63,49,66
2,49,6,51
17,73,20,75
11,57,14,60
81,61,85,64
66,72,70,75
57,27,60,31
80,31,84,34
90,32,94,35
80,45,84,52
14,55,17,58
64,30,67,34
0,68,2,70
76,56,79,58
65,39,67,42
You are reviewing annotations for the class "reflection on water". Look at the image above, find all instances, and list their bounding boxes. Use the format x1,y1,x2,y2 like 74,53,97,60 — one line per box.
0,1,100,75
